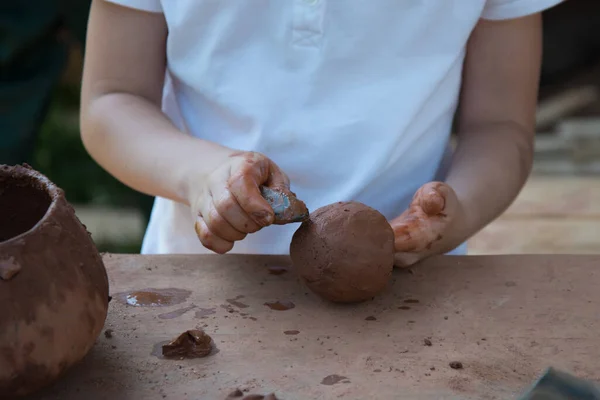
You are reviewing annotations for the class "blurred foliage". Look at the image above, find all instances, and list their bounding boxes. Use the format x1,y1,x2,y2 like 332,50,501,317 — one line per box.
31,81,152,252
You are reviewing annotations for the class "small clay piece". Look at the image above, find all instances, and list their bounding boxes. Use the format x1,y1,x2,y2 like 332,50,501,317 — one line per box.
226,389,245,398
225,390,279,400
0,164,109,397
104,329,114,339
290,201,395,303
162,329,213,359
449,361,464,369
424,338,432,346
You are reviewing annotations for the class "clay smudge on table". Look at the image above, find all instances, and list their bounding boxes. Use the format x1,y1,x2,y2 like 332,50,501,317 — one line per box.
226,295,249,309
365,316,377,321
113,288,191,307
195,307,217,318
404,299,420,304
449,361,464,370
158,304,197,320
267,266,289,275
284,330,300,335
321,374,349,385
226,390,280,400
264,300,295,311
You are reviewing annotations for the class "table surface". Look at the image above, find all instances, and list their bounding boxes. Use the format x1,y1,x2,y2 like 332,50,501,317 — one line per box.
31,254,600,400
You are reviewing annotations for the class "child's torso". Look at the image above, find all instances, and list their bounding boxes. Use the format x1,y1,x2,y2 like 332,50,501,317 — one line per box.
143,1,486,255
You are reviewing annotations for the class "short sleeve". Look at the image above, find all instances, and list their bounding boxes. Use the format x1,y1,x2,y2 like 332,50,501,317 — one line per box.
481,0,563,20
103,0,162,13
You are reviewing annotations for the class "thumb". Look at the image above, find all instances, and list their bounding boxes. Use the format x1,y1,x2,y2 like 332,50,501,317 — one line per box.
265,159,291,190
416,182,456,216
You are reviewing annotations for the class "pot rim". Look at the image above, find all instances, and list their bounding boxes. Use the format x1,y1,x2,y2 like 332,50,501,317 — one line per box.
0,164,64,246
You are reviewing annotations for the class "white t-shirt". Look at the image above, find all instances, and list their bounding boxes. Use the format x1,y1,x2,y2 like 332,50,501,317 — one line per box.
105,0,561,255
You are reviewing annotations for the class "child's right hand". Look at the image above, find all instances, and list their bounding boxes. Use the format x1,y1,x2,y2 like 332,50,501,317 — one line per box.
191,151,291,254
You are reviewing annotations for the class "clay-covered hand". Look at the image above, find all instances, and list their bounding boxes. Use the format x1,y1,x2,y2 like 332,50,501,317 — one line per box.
390,182,464,268
191,151,290,254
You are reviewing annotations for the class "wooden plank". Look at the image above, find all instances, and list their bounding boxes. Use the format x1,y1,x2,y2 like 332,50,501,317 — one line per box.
536,86,599,129
503,176,600,217
31,254,600,400
468,219,600,255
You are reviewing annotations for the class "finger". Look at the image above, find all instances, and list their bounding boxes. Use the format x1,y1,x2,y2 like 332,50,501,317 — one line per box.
391,214,443,253
211,186,262,233
194,217,234,254
391,215,425,253
265,159,291,189
415,182,446,216
203,204,247,242
227,153,276,226
393,252,422,268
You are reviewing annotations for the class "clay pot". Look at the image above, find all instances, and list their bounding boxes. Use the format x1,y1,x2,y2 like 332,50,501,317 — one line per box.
0,164,109,398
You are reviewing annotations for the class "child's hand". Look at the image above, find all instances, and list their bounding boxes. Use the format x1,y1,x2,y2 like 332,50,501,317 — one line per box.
191,151,290,254
390,182,464,267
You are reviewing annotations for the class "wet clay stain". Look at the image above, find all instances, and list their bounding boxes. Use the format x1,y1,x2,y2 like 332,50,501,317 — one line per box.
267,266,289,275
114,288,191,307
365,316,377,321
158,304,197,320
284,330,300,335
195,307,217,318
264,300,295,311
227,295,249,309
321,375,349,385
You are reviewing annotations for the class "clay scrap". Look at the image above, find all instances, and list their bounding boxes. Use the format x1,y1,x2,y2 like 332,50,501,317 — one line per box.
161,329,213,359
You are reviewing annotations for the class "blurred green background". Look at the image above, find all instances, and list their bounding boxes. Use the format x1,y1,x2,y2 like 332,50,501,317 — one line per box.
32,74,153,253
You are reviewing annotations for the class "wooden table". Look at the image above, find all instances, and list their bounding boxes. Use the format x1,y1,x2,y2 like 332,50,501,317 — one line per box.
31,254,600,400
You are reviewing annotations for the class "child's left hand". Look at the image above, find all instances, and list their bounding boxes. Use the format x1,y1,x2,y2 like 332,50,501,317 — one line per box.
390,182,464,268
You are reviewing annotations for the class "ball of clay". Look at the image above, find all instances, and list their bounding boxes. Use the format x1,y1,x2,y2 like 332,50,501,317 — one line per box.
290,201,395,303
0,164,109,397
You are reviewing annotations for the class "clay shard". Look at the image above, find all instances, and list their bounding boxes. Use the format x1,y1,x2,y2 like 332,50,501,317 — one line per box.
162,329,213,359
260,186,309,224
290,201,395,303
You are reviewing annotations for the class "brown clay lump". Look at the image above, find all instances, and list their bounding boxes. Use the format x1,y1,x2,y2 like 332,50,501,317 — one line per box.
289,201,395,303
162,329,213,358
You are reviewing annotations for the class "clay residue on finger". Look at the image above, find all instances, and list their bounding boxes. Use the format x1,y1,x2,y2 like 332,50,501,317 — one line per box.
260,186,309,225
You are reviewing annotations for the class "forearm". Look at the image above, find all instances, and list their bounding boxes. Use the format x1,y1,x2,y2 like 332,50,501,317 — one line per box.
80,93,233,205
444,121,534,245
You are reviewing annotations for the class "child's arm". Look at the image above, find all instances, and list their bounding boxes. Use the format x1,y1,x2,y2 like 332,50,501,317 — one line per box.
81,1,288,253
392,13,542,264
